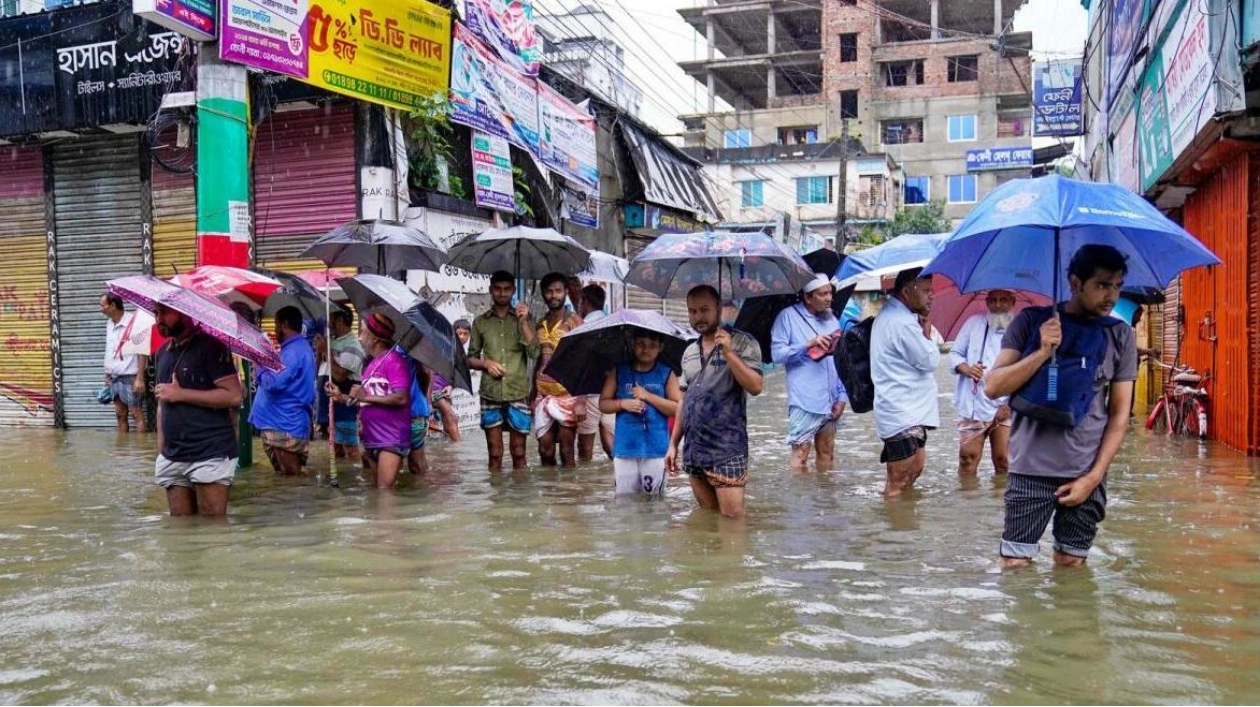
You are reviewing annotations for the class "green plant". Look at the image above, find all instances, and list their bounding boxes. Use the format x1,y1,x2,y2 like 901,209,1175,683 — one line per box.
887,199,952,237
407,94,466,199
512,165,534,220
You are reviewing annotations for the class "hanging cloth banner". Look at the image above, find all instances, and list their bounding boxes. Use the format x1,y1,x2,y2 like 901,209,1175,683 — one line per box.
449,22,540,160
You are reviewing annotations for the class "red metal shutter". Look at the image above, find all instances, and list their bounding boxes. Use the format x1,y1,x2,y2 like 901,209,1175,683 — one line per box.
0,146,54,427
253,103,358,264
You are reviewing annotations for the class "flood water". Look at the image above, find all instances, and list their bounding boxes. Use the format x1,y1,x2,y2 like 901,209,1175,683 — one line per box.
2,367,1260,705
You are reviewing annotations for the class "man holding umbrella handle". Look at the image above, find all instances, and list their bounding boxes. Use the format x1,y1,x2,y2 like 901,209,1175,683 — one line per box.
467,271,540,470
985,245,1137,568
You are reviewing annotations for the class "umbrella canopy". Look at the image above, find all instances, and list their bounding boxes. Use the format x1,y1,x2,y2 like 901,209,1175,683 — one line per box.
577,251,630,282
541,309,691,396
626,230,814,299
1120,285,1166,305
169,266,283,313
836,233,949,281
733,248,852,363
921,175,1221,299
929,280,1051,342
337,274,472,393
447,226,592,280
302,219,449,274
253,266,346,320
107,275,283,371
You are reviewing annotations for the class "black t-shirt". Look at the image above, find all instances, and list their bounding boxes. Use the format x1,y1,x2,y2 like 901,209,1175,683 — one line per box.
156,331,239,462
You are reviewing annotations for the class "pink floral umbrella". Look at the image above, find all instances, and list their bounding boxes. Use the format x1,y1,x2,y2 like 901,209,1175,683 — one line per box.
106,275,284,372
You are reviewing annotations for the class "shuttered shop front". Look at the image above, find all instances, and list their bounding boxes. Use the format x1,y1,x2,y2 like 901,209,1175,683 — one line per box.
0,146,54,427
253,105,357,267
151,166,197,278
52,136,146,428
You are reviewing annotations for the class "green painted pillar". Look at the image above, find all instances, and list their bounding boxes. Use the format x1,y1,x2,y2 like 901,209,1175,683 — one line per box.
195,43,253,467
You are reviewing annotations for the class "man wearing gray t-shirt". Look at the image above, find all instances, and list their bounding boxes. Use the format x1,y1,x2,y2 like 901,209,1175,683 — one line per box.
985,245,1138,568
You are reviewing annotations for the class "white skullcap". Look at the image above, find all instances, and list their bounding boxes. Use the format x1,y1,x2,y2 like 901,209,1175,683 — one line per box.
803,273,831,294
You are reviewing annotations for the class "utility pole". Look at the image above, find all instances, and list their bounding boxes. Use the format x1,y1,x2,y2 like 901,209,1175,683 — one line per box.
835,117,849,252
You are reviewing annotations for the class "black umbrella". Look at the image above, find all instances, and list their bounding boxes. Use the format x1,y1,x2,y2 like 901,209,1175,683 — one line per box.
339,274,472,393
302,219,449,274
542,309,690,396
734,248,848,364
254,266,346,320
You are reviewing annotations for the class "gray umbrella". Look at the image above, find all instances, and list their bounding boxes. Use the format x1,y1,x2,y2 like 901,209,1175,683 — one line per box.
302,219,449,274
447,226,591,280
337,274,472,393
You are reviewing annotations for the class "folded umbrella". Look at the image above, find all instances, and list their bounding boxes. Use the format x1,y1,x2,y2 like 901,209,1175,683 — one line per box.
302,219,449,274
107,275,283,371
542,309,691,396
447,226,592,279
626,231,814,299
337,274,471,393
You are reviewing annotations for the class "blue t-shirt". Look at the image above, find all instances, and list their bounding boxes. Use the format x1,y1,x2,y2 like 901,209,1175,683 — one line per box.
399,348,432,419
612,362,672,459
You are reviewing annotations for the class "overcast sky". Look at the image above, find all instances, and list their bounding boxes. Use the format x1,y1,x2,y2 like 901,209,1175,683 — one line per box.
534,0,1089,134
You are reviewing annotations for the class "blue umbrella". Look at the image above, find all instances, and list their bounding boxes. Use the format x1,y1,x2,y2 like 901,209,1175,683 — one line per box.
921,175,1220,300
835,232,950,281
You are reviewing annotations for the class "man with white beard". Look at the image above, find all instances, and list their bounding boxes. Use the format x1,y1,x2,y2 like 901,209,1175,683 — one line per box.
949,289,1016,476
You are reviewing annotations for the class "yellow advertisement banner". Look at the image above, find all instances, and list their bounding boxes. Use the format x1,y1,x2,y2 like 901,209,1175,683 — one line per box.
306,0,451,110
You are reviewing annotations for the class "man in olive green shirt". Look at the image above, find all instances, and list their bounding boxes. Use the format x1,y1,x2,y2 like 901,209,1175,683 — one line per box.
467,270,540,469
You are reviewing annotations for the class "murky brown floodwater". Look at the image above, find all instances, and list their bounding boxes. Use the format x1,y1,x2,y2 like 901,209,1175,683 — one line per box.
2,366,1259,705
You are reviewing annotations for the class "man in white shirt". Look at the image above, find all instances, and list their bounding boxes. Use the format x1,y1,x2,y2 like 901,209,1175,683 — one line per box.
870,268,939,497
578,283,614,460
950,289,1015,476
100,292,148,433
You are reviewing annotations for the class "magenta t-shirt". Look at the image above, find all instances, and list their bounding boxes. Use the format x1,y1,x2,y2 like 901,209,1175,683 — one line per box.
358,349,411,449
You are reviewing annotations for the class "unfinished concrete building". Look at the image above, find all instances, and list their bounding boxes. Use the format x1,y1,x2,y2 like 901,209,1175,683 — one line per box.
678,0,1036,230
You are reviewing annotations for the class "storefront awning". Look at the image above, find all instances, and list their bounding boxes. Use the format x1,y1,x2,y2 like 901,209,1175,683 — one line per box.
619,123,722,224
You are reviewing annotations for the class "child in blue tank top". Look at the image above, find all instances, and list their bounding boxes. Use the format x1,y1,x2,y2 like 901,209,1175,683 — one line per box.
599,332,682,496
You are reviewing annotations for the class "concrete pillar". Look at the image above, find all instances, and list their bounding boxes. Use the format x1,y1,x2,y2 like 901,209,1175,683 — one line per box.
767,65,776,100
994,0,1003,36
707,18,715,60
708,71,716,113
767,12,776,54
931,0,940,40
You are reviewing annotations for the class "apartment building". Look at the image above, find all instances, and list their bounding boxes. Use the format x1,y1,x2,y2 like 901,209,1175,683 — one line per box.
677,0,1036,235
536,5,645,120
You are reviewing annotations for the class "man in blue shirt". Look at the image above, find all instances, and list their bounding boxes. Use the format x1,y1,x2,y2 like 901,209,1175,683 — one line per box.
250,306,317,476
771,274,847,472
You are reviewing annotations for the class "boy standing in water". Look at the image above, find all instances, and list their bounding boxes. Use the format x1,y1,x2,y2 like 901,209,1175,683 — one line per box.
600,332,682,496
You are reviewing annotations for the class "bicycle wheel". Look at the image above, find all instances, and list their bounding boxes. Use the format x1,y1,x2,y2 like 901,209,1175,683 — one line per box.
1185,398,1208,440
1164,397,1181,436
1146,398,1168,432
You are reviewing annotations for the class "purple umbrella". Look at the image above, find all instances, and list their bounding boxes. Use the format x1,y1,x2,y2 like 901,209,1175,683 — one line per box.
107,275,284,372
626,231,814,299
542,309,692,396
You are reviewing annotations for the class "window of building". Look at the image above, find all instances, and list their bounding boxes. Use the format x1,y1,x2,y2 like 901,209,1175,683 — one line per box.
740,180,764,208
904,176,930,205
839,33,858,62
866,175,886,207
882,59,924,87
947,114,977,142
997,113,1026,138
839,90,858,119
796,176,833,205
947,55,979,82
777,126,818,145
948,174,978,204
723,129,752,149
880,118,923,145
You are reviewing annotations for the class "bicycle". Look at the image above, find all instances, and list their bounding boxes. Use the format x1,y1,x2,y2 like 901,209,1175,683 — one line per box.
1144,362,1209,440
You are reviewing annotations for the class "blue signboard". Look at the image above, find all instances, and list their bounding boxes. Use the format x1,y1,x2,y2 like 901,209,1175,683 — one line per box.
966,147,1034,172
1033,59,1084,137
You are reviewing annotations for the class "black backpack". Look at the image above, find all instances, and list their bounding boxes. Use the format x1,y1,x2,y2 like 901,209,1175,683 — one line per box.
834,316,875,414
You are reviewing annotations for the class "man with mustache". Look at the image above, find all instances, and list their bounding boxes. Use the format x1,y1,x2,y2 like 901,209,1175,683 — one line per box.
151,305,243,516
950,289,1016,476
532,271,585,467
